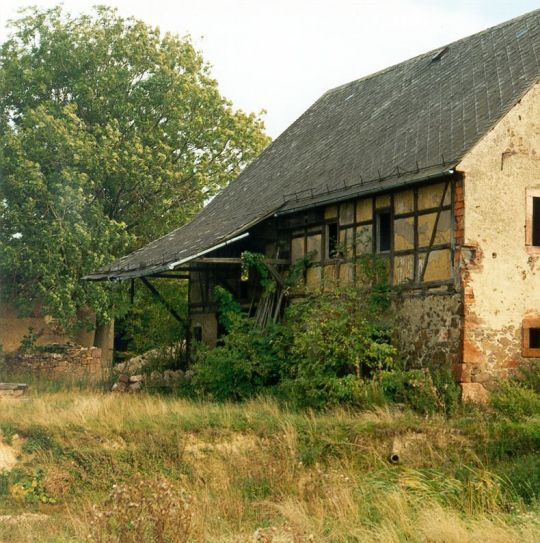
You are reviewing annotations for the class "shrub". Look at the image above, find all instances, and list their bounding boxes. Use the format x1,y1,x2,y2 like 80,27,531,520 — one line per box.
498,453,540,504
192,316,285,401
276,286,396,409
517,359,540,394
491,381,540,420
379,367,460,415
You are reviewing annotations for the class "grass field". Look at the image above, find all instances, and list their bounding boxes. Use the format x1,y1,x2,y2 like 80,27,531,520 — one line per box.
0,389,539,542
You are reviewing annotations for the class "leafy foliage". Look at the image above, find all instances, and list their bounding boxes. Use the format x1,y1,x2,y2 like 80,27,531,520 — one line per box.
280,285,396,408
491,380,540,421
115,280,188,357
192,316,284,401
193,277,397,408
378,367,460,415
0,5,270,330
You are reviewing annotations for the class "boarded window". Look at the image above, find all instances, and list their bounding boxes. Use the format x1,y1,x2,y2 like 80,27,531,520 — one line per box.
376,211,391,252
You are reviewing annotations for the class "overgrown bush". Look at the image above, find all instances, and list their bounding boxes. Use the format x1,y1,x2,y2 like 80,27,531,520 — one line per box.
278,286,396,408
378,367,460,415
192,316,285,401
517,359,540,394
491,380,540,420
193,280,396,408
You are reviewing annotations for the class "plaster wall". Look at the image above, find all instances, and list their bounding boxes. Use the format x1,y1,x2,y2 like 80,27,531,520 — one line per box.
457,82,540,388
0,303,95,353
190,312,218,348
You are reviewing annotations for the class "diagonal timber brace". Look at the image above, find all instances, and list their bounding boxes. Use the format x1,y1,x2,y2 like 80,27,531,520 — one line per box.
140,277,184,324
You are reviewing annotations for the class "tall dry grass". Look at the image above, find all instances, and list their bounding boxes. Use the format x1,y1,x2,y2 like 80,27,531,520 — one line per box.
0,392,538,542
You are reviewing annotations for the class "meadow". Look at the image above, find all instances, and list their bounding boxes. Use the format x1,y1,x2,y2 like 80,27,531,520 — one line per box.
0,386,539,542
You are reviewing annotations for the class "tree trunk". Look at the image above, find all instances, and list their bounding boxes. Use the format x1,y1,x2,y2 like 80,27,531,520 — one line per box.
94,320,114,377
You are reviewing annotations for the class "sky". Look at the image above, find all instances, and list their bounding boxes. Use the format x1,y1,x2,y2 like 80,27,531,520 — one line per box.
0,0,538,138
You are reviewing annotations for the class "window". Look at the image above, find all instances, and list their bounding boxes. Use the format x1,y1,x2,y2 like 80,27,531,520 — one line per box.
526,190,540,250
533,197,540,246
192,324,203,343
522,317,540,357
530,328,540,349
376,211,391,252
326,222,340,258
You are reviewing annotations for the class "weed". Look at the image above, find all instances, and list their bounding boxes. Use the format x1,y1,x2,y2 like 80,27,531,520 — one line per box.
90,476,191,543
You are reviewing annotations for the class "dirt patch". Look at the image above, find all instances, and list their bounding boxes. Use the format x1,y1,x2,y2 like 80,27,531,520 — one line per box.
0,513,49,525
184,434,258,459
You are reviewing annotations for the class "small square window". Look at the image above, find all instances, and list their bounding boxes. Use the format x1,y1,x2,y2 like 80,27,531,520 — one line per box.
530,328,540,349
522,317,540,357
376,211,392,252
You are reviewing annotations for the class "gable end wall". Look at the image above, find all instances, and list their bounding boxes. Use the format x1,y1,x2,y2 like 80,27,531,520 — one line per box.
457,81,540,391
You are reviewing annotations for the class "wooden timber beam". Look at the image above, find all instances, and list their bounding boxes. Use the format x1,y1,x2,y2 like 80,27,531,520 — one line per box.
148,273,190,279
191,257,290,265
140,277,184,324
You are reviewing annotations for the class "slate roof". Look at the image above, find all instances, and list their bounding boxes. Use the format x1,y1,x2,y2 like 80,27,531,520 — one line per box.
86,9,540,280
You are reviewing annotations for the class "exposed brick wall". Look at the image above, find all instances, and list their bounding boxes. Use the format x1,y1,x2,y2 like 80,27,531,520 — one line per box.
4,345,103,380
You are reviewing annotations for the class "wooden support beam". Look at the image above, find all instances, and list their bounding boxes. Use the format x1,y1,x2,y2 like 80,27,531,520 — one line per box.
419,180,450,282
149,273,190,279
191,257,290,265
140,277,184,324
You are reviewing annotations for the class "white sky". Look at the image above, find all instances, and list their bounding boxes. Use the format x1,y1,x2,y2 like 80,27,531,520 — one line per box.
0,0,537,137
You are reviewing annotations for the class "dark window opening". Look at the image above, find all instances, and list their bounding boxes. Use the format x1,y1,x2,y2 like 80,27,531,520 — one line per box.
377,211,391,252
530,328,540,349
532,197,540,246
239,280,249,299
193,324,203,343
327,222,340,258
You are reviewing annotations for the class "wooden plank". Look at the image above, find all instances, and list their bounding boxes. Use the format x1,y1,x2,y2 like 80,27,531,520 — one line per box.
0,383,27,390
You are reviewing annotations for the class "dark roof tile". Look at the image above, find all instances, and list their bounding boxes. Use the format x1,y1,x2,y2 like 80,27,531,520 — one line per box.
86,9,540,280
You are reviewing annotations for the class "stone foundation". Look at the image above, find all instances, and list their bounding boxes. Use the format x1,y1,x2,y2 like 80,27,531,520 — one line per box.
3,345,103,380
392,290,463,370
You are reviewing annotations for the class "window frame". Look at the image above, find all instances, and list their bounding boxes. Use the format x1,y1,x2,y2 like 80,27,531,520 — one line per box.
375,208,392,253
522,316,540,358
325,221,341,259
525,188,540,253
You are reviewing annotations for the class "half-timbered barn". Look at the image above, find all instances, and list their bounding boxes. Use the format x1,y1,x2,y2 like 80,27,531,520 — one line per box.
86,10,540,398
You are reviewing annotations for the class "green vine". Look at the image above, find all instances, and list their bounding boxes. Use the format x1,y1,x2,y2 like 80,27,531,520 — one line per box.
241,251,276,295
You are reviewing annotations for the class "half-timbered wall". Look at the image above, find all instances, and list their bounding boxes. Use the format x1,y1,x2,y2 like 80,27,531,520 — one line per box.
285,179,456,290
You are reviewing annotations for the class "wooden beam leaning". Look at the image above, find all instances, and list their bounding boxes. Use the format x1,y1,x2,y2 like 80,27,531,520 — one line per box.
139,277,184,324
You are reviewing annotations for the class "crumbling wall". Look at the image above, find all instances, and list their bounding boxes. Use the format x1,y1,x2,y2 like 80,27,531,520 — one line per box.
4,345,103,380
456,81,540,396
392,291,463,370
0,303,95,353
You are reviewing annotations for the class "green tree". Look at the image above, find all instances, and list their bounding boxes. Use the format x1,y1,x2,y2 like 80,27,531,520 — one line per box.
0,5,270,331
